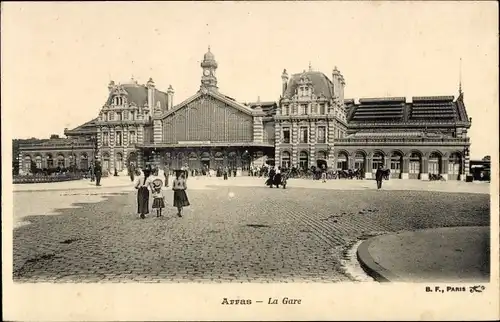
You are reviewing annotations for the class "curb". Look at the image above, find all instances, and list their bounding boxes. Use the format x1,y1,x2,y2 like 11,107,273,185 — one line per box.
356,236,400,283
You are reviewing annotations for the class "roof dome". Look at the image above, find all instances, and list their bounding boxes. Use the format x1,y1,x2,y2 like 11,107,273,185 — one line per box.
203,47,215,61
283,71,334,99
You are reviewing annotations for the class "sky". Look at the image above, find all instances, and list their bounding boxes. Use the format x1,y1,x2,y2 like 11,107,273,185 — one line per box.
2,1,498,159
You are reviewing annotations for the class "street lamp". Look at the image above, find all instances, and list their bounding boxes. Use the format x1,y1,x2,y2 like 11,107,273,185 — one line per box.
70,141,75,173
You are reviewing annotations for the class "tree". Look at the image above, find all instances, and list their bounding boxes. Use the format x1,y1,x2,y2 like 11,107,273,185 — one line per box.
482,155,491,161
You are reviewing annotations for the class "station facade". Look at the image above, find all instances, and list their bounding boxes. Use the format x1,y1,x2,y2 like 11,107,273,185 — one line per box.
18,48,471,180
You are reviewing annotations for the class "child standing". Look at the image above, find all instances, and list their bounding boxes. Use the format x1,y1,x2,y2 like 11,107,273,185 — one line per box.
150,168,165,217
172,170,190,217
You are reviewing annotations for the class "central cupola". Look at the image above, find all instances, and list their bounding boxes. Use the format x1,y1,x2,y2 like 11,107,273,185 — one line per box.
200,46,218,91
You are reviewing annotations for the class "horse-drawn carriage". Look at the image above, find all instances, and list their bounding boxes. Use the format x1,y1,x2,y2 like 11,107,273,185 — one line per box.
334,168,363,180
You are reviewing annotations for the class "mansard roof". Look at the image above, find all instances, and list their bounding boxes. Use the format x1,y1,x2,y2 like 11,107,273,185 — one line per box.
106,83,168,108
64,118,98,136
283,71,334,99
345,94,470,126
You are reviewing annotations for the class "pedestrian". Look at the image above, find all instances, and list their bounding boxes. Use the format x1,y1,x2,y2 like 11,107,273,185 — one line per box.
375,165,384,189
89,162,95,182
149,168,165,217
172,170,190,217
129,163,136,182
267,166,276,188
135,168,151,219
321,164,327,183
94,161,102,186
274,166,282,188
223,167,228,180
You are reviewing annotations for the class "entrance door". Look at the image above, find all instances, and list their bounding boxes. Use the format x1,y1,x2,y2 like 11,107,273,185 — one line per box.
201,160,210,170
316,159,327,169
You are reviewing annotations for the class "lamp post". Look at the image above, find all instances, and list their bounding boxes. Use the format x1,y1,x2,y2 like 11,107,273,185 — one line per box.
70,141,75,173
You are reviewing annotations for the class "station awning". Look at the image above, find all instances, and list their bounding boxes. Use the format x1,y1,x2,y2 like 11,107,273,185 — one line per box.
136,142,274,149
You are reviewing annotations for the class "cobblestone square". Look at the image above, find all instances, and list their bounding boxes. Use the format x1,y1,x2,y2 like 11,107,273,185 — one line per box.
13,182,490,283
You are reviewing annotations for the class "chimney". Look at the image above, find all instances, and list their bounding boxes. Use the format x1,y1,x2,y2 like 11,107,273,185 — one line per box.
339,73,346,104
108,80,115,92
281,69,289,96
167,85,174,110
332,67,340,99
146,77,155,112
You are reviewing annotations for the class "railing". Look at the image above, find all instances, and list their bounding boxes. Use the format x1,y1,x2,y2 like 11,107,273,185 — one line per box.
336,137,469,144
19,142,93,149
13,173,84,184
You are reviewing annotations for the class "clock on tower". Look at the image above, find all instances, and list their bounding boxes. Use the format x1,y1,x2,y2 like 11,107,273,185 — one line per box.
200,47,218,90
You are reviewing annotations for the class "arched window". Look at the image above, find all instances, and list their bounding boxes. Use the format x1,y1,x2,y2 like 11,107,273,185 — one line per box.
428,152,441,174
56,154,65,168
372,152,384,171
68,153,77,169
281,151,291,168
228,151,237,169
299,151,309,170
240,151,250,171
214,152,224,169
409,152,422,178
102,153,110,172
80,153,89,170
337,152,348,170
177,152,185,169
188,152,198,169
448,152,462,176
24,155,32,172
354,151,366,170
115,153,123,171
390,151,403,174
35,155,42,169
46,154,54,168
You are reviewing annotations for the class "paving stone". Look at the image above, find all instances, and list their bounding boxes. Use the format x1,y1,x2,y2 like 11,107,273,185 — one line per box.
13,186,489,282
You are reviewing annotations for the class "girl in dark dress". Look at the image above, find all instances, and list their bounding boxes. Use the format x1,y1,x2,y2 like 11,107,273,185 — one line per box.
135,168,151,219
173,170,190,217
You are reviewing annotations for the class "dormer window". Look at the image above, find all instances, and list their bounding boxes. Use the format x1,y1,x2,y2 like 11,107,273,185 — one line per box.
114,96,125,106
319,104,325,115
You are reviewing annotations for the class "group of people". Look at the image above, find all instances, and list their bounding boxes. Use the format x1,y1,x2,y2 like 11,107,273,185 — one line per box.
134,167,190,219
88,160,103,186
265,166,291,188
